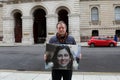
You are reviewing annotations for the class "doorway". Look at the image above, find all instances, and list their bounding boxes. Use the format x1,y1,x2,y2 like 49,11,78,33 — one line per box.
58,9,69,33
115,30,120,37
92,30,99,36
14,12,22,43
33,9,46,44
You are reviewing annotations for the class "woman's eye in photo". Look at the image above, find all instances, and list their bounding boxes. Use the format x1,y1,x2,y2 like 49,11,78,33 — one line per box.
58,54,62,57
64,54,69,57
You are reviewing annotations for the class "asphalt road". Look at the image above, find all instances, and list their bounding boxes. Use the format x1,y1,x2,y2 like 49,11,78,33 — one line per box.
80,47,120,72
0,45,120,72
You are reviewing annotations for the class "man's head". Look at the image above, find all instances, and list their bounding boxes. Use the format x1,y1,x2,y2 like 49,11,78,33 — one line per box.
56,21,67,35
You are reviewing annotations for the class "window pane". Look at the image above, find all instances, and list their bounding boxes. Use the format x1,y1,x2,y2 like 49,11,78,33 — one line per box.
91,7,99,21
115,6,120,20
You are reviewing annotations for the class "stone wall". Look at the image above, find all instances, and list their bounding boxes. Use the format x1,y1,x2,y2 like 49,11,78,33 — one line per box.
2,0,80,45
80,1,120,40
0,0,120,44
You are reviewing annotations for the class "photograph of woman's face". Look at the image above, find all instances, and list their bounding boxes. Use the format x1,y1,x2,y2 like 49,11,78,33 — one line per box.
45,44,80,70
57,48,71,67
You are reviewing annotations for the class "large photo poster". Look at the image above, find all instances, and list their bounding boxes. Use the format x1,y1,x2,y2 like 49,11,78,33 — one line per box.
45,44,81,70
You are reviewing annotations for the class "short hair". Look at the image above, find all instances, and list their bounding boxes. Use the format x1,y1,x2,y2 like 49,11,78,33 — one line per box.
56,21,67,29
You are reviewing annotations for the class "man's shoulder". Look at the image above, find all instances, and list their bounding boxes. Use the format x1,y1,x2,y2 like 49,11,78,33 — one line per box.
67,35,75,39
50,35,57,40
49,35,57,43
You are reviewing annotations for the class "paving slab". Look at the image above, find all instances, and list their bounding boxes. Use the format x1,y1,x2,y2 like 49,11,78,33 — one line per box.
0,71,120,80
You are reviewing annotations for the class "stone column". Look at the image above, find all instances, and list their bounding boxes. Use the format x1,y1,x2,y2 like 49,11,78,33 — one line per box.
2,17,15,45
69,14,80,43
22,16,34,45
46,14,58,43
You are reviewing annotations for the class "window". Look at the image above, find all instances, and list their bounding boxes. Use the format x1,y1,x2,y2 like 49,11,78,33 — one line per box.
90,7,100,25
91,7,99,21
114,6,120,24
115,6,120,20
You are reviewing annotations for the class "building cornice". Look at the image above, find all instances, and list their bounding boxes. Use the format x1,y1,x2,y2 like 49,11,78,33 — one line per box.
4,0,65,4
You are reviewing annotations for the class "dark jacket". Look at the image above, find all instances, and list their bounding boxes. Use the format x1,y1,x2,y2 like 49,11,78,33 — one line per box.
49,35,76,45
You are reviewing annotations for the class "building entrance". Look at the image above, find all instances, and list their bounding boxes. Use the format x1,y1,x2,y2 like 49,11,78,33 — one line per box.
58,9,69,33
33,9,46,44
92,30,99,36
116,30,120,37
14,12,22,43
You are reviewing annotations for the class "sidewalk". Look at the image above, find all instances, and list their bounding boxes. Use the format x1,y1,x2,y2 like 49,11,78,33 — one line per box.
0,70,120,80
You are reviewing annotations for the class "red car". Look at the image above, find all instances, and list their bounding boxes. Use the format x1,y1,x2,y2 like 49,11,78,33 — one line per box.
88,36,117,47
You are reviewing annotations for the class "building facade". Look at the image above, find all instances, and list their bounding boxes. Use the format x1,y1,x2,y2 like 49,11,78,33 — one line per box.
80,0,120,42
0,0,120,45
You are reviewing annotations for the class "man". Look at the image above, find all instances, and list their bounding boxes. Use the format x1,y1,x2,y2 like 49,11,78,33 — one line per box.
49,21,76,44
45,21,81,80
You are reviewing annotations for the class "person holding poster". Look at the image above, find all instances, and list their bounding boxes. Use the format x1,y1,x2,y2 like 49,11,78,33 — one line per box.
44,21,81,80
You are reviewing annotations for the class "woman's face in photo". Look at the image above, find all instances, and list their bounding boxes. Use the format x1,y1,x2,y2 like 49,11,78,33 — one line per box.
57,49,71,67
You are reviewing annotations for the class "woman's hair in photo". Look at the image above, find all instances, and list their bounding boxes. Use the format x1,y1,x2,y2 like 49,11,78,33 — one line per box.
52,45,73,69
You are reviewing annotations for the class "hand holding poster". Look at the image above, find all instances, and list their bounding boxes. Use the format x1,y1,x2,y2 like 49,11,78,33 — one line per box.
45,44,81,70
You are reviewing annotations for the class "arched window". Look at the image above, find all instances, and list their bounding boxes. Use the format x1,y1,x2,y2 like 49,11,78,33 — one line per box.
115,6,120,21
91,7,99,21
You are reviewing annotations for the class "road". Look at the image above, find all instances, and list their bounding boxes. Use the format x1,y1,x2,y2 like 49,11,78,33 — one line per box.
0,45,120,72
80,47,120,72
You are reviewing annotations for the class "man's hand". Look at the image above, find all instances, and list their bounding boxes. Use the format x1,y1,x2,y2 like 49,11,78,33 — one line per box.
79,53,82,60
44,54,47,61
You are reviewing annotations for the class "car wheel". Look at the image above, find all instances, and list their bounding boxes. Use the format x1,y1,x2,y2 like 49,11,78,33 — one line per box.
109,43,114,47
90,43,95,47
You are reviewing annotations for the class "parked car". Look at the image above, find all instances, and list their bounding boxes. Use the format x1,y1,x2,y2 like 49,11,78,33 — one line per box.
88,36,117,47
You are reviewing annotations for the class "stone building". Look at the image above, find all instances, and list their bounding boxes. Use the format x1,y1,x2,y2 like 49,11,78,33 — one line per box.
80,0,120,42
0,0,120,45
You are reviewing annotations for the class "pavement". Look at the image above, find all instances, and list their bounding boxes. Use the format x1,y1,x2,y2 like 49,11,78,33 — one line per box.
0,70,120,80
